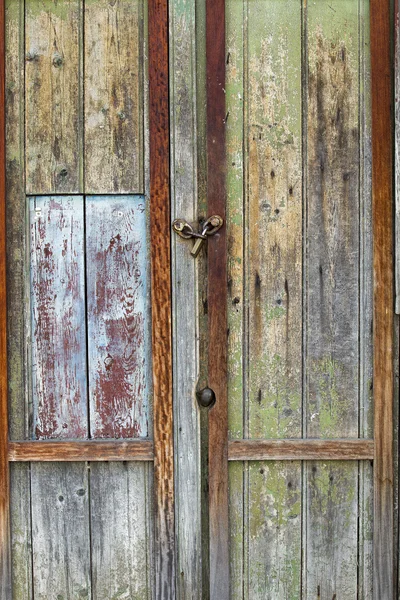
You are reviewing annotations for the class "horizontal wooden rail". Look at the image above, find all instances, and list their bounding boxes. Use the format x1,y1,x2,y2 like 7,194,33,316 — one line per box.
8,440,154,462
228,439,374,461
8,438,374,462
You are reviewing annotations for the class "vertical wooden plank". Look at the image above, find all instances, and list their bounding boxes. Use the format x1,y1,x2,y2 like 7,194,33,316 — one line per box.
304,2,369,598
86,196,151,440
90,462,151,599
226,0,245,596
248,461,301,599
84,0,143,194
30,196,87,439
10,464,33,600
306,0,361,440
25,0,83,194
30,463,91,599
5,1,34,597
169,0,202,596
395,0,400,316
359,0,373,597
148,0,175,595
304,462,359,599
206,0,229,595
0,0,11,594
370,0,394,595
247,0,302,441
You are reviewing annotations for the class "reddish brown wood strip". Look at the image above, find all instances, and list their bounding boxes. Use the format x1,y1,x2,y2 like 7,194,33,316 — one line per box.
206,0,229,597
148,0,175,597
8,441,154,462
371,1,394,597
228,439,374,461
0,0,11,594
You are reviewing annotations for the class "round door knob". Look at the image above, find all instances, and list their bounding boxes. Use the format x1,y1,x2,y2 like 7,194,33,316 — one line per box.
196,387,216,408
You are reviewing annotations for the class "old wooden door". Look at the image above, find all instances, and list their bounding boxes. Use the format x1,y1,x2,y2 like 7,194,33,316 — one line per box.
0,0,395,599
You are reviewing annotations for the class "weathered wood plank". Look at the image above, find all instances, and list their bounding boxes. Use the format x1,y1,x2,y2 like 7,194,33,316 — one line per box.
0,0,11,594
247,0,302,441
84,0,143,194
148,0,175,594
370,0,394,595
248,461,301,599
30,196,87,439
304,3,364,597
86,196,150,439
228,439,374,461
304,462,359,599
359,1,373,597
225,0,245,595
5,2,33,598
90,462,151,599
206,0,229,594
169,0,202,595
9,440,153,462
25,0,83,194
305,0,360,440
396,0,400,315
30,463,91,599
9,465,32,600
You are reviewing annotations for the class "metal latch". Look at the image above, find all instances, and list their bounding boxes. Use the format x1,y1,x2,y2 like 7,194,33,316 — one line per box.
172,215,223,257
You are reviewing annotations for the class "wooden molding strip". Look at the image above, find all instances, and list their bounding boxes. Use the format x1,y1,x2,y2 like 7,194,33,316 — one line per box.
0,0,11,595
8,440,154,462
228,439,374,462
148,0,176,596
206,0,229,597
371,0,394,598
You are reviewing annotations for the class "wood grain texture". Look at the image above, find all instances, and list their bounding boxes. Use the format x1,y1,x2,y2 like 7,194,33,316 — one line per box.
86,196,151,439
396,0,400,315
90,462,152,599
30,463,91,599
148,0,175,595
9,464,33,600
304,462,359,599
0,0,11,595
25,0,83,194
370,0,394,596
305,0,360,440
5,2,34,597
30,196,88,439
169,0,203,595
247,0,302,441
228,439,374,461
248,461,301,599
9,440,154,462
206,0,229,596
84,0,143,194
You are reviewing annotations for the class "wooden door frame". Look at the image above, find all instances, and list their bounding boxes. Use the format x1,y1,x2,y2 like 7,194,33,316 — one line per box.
205,0,395,599
0,0,175,598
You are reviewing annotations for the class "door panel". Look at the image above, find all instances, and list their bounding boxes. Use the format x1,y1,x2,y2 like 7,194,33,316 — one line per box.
224,0,379,598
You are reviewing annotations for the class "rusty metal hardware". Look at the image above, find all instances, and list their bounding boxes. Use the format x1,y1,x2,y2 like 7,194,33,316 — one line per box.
172,215,223,257
196,387,216,408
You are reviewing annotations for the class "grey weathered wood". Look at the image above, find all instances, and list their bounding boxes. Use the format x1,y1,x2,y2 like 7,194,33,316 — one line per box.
305,0,360,440
90,462,151,599
25,0,83,194
30,196,88,439
30,463,91,599
170,0,202,595
304,462,359,599
5,2,33,598
84,0,143,194
86,196,151,439
359,1,373,596
304,3,369,598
